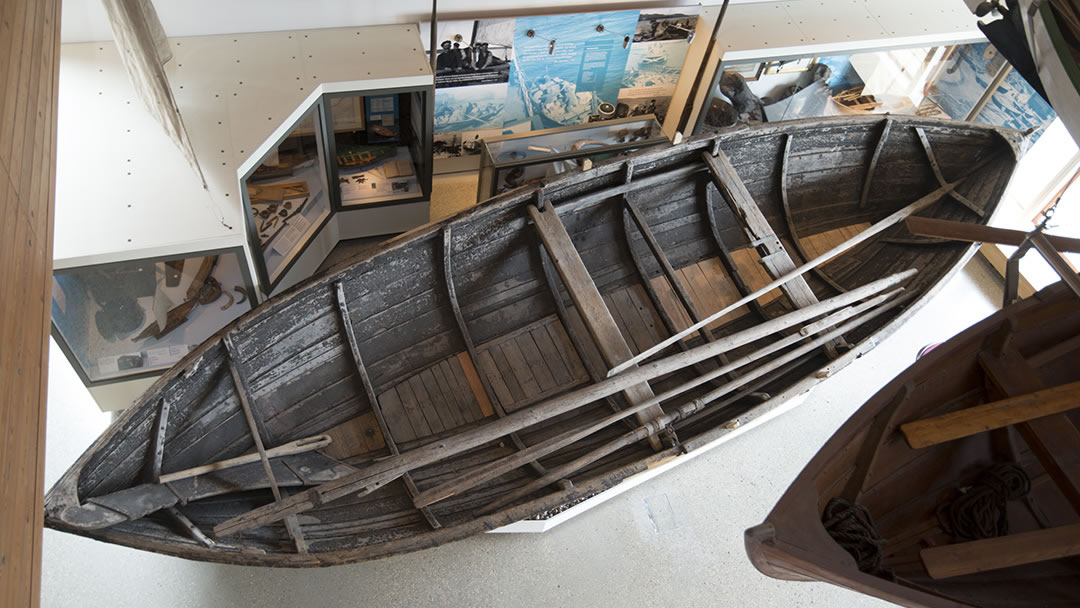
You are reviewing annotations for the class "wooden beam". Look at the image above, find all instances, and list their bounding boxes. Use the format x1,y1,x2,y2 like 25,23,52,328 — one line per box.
860,118,892,208
703,184,768,322
915,127,984,216
779,134,848,294
978,348,1080,514
334,281,441,529
442,226,566,483
920,522,1080,579
158,434,331,484
1030,231,1080,298
222,335,308,553
901,381,1080,449
528,202,666,450
701,149,823,311
906,216,1080,253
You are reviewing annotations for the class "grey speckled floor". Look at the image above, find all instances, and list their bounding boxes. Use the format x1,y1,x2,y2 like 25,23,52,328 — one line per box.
41,257,1004,608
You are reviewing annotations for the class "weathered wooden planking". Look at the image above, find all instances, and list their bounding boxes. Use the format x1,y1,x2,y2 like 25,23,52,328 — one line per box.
529,203,666,449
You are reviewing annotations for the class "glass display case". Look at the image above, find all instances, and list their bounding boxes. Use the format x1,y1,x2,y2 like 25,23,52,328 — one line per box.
326,90,432,209
51,248,256,385
242,103,333,290
476,115,668,201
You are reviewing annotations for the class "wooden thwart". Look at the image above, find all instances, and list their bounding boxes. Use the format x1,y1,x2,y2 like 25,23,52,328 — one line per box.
900,380,1080,449
529,202,666,450
920,522,1080,579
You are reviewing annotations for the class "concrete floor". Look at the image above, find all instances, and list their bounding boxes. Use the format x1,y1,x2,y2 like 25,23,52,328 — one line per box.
40,252,1004,607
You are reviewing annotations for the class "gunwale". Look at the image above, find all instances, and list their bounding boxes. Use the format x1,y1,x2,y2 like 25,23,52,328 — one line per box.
46,115,1024,566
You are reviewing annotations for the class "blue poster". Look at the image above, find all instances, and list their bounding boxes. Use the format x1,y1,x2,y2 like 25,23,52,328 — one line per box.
503,10,639,128
927,42,1055,140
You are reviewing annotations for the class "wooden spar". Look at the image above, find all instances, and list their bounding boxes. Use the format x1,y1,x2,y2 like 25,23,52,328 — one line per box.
859,118,892,209
1030,231,1080,298
166,507,216,548
442,226,564,484
146,398,171,482
537,238,636,429
703,184,768,323
212,270,915,536
412,288,907,509
920,522,1080,579
477,285,912,515
158,434,332,484
904,216,1080,252
333,282,441,530
222,334,307,553
779,134,848,294
900,380,1080,449
608,179,961,377
915,126,984,217
621,194,734,384
528,202,667,451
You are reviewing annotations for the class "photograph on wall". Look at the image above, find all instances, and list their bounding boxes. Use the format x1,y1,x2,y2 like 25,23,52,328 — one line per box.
615,92,671,123
633,10,697,42
434,83,508,133
502,10,640,129
433,127,502,160
434,18,514,89
926,42,1055,141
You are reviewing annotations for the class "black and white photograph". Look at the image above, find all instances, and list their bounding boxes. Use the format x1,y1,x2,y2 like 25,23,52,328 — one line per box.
434,18,514,88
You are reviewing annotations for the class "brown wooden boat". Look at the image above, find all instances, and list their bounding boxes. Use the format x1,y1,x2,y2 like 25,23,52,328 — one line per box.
746,276,1080,606
46,115,1023,566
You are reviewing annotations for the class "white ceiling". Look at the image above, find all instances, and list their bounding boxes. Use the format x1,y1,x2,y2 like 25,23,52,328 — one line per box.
60,0,722,43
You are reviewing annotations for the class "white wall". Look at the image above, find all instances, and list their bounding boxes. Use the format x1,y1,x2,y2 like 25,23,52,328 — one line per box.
60,0,722,43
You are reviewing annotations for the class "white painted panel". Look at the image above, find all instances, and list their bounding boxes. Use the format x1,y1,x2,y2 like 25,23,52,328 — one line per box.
782,0,889,45
717,3,807,52
866,0,977,38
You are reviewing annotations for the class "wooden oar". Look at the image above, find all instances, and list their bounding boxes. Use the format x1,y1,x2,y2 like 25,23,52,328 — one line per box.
213,270,914,537
477,287,911,515
158,434,332,484
413,288,906,508
904,216,1080,252
608,182,959,377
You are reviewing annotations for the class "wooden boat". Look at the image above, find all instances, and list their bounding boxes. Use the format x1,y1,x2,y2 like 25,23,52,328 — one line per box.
46,115,1023,566
746,276,1080,606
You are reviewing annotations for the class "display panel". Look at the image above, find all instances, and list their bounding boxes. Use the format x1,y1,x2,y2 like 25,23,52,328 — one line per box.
245,106,332,285
51,249,255,384
329,93,424,207
478,115,665,199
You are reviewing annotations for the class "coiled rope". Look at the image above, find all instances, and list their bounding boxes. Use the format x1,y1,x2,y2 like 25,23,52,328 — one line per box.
822,497,888,573
937,462,1031,541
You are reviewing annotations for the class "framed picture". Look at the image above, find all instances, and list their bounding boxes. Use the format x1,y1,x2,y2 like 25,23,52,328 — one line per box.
725,62,764,81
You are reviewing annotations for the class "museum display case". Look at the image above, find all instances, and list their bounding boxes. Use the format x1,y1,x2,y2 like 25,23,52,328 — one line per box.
476,115,667,201
51,247,256,386
242,103,334,291
326,90,432,209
